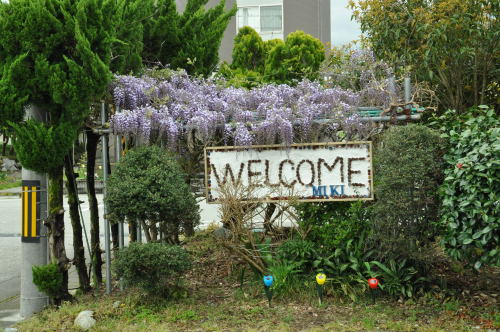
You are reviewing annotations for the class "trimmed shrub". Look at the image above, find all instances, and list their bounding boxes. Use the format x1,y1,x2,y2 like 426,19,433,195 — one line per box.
32,263,63,300
114,242,191,297
371,124,446,259
106,145,199,242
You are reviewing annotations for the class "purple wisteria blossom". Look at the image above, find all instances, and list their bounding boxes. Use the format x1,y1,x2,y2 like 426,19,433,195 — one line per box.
110,72,371,148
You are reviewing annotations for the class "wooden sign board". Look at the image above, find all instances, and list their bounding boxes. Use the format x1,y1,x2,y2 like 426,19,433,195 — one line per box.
204,142,373,203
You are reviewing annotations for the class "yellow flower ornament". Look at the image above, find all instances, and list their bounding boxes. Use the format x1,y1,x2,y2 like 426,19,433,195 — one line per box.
316,273,326,285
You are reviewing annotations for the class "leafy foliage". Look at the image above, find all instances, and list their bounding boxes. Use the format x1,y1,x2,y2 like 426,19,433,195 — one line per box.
226,27,325,85
106,145,200,241
372,259,427,299
32,263,64,300
114,242,191,297
436,106,499,268
350,0,499,110
264,30,325,83
9,120,77,174
372,124,445,259
277,239,316,272
296,201,371,252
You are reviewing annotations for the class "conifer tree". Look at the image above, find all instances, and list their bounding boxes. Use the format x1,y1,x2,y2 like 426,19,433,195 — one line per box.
0,0,119,300
141,0,236,76
232,26,266,73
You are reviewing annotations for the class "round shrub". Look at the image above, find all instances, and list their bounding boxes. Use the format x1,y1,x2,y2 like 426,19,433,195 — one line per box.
114,242,191,297
106,145,200,242
372,124,446,259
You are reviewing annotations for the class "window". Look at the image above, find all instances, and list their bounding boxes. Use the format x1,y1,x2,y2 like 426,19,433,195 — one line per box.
237,6,259,31
260,5,282,32
236,4,283,41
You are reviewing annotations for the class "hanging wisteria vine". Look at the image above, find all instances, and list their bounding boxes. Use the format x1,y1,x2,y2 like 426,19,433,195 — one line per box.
110,70,374,148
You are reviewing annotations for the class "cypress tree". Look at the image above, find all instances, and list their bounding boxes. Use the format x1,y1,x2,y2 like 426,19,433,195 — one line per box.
141,0,236,76
0,0,119,300
232,26,266,73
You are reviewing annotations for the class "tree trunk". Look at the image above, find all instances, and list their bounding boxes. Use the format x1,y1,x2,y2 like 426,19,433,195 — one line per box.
85,127,102,286
46,167,72,303
105,137,119,250
263,204,276,234
64,154,91,293
2,134,8,156
140,220,152,243
129,219,137,242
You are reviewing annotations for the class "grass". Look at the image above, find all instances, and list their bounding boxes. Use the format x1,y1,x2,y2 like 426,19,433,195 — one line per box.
15,231,499,332
0,173,21,191
15,290,498,331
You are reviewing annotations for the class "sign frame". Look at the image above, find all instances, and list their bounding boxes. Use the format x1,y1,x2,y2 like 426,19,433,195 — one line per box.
204,141,374,203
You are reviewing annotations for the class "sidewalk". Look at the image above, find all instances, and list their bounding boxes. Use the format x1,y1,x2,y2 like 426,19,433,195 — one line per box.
0,309,21,330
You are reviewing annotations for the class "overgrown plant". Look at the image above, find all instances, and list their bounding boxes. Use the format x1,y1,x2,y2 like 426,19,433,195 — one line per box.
296,201,371,252
215,181,298,275
372,259,427,299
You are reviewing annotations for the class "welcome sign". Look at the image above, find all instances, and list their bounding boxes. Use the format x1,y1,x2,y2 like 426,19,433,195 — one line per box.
204,142,373,203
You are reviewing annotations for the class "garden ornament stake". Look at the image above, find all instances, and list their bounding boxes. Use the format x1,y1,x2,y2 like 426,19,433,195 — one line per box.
316,273,326,305
263,275,274,307
368,278,379,304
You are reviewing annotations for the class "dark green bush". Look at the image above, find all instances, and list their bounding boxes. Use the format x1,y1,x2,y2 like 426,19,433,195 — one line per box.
106,145,199,242
114,242,191,297
32,262,63,300
435,107,499,269
372,124,445,259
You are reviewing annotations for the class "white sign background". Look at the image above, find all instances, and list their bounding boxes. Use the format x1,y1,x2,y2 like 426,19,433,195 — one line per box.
205,142,373,203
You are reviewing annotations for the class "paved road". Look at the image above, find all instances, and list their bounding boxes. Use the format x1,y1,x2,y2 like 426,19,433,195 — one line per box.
0,194,107,313
0,193,220,317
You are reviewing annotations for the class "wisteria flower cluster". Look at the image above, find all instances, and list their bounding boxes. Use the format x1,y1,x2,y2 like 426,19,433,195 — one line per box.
110,71,369,147
321,48,399,108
